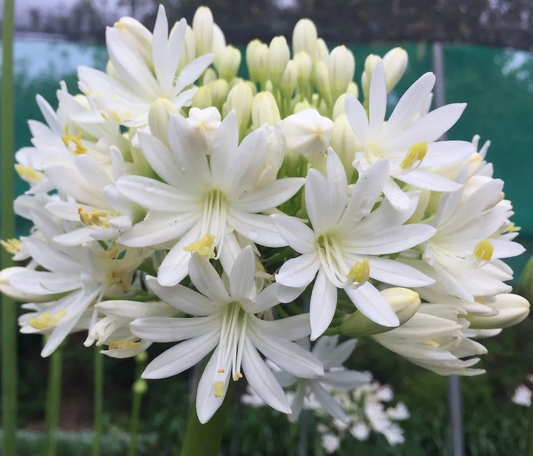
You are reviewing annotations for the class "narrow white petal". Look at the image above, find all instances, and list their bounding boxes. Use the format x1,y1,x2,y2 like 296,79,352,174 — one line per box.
310,382,348,423
395,170,462,192
382,177,410,210
271,215,316,254
244,283,281,314
229,246,255,299
367,257,435,287
310,268,338,340
321,339,357,369
228,210,286,247
232,178,305,213
188,253,231,303
345,283,399,327
275,253,320,288
345,95,369,144
131,315,219,342
305,169,336,236
249,314,311,341
196,347,229,423
368,60,387,138
322,370,371,390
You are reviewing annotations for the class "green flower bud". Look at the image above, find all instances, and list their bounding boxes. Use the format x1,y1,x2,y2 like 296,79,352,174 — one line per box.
330,113,361,181
315,61,331,106
383,47,408,92
135,351,148,364
292,18,317,60
210,79,230,110
467,294,530,330
246,40,269,85
328,45,355,102
192,6,214,56
294,52,312,88
225,82,253,135
148,98,179,144
191,85,212,109
202,67,218,85
252,92,281,129
315,38,329,63
293,100,312,113
340,288,420,336
133,379,148,395
280,61,297,100
347,81,359,98
268,36,290,86
214,45,242,81
114,17,152,66
361,54,380,102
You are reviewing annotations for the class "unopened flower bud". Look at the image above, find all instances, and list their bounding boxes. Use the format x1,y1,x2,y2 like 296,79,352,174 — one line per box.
225,82,253,135
252,92,281,130
192,6,214,56
133,379,148,395
315,61,331,105
268,36,290,86
347,81,359,98
328,46,355,102
340,288,420,336
315,38,329,63
202,67,217,85
148,98,179,144
383,47,408,92
214,45,241,81
114,17,152,66
292,18,317,59
362,54,381,102
282,109,334,161
467,294,530,329
280,61,297,99
173,24,195,73
330,114,361,180
135,351,148,364
210,79,230,110
191,85,212,109
246,40,269,86
332,94,348,120
212,23,226,56
188,107,221,154
294,52,312,88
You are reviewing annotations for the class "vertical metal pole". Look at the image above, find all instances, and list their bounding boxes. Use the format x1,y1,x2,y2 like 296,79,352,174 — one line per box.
432,42,465,456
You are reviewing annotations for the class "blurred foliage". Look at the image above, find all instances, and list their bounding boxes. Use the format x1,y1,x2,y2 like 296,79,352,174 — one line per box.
1,40,532,455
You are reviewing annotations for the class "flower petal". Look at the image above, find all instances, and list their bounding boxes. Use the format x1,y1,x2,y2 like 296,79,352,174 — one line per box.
275,253,320,289
271,214,316,254
310,268,337,340
345,282,399,327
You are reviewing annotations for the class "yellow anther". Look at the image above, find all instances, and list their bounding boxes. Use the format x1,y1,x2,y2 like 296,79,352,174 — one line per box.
474,240,494,262
15,164,44,184
214,381,225,398
217,368,225,373
347,258,370,284
1,238,22,255
108,340,141,350
29,309,66,330
78,207,109,227
400,142,428,170
474,297,486,304
62,127,88,155
424,339,440,348
233,372,243,380
184,234,216,258
505,222,520,233
110,111,124,123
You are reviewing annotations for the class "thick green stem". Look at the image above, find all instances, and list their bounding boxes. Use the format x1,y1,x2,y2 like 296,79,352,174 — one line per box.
92,347,104,456
179,381,234,456
45,346,63,456
527,401,533,456
1,0,18,454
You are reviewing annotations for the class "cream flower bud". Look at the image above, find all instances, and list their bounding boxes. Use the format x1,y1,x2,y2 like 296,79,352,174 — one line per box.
202,67,218,85
315,38,329,62
225,82,253,135
347,81,359,98
294,51,312,88
212,23,226,56
282,109,334,161
210,79,230,110
340,288,420,336
214,45,241,81
191,85,212,109
383,47,408,92
268,36,290,86
293,100,312,113
255,125,285,188
246,40,269,85
332,94,348,120
292,18,317,59
176,24,196,73
187,107,221,154
330,113,361,180
328,46,355,102
0,267,57,302
114,17,152,66
148,98,179,144
315,61,331,105
362,54,380,101
252,92,281,130
280,61,297,99
467,294,530,329
192,6,214,56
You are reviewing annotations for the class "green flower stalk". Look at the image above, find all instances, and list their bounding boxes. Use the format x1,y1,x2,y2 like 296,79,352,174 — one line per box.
45,344,63,456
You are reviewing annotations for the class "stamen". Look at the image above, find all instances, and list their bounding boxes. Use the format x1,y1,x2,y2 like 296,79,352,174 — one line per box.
108,340,141,350
15,165,44,184
62,127,88,155
78,207,109,227
347,258,370,285
29,309,66,330
217,368,225,373
400,142,428,170
505,222,520,233
473,240,493,262
184,233,216,258
1,238,22,255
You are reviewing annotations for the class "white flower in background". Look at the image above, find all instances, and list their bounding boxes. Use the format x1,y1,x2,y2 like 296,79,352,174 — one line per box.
9,239,146,357
403,174,524,302
129,247,323,423
321,434,340,454
275,336,370,422
86,299,178,359
78,5,214,127
117,111,304,286
512,376,532,407
274,150,435,338
345,59,475,209
44,148,138,246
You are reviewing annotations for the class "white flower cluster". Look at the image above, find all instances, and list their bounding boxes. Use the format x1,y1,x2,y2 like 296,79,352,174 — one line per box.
1,5,530,424
512,374,532,407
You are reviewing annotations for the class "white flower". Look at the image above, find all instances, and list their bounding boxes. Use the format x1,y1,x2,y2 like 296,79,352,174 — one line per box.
512,384,532,407
117,111,304,286
387,402,410,420
273,150,435,339
276,336,370,423
350,422,370,440
186,107,221,154
282,109,334,161
321,433,340,454
78,5,214,127
10,240,146,357
129,247,323,423
44,149,137,246
345,60,475,209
